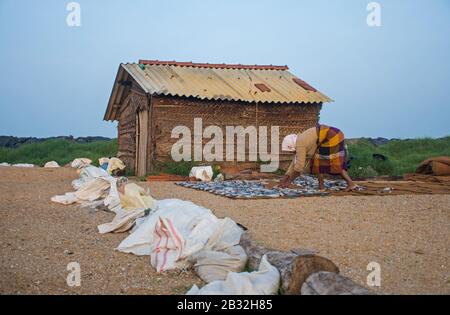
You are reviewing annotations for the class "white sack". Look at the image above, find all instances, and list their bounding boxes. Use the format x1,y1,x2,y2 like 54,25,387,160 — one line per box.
71,158,92,169
98,182,156,234
52,167,113,206
74,178,110,201
44,161,60,168
117,199,218,256
107,157,126,174
117,199,244,273
72,165,109,190
194,246,248,283
98,209,146,234
12,163,34,168
192,217,248,282
98,157,110,166
189,166,214,182
187,255,280,295
50,192,78,205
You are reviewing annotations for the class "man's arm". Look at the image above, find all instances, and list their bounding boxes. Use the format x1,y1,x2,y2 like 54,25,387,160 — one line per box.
293,140,307,173
280,160,301,188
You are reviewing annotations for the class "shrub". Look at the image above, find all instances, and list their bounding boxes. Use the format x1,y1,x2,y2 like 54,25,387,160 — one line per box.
0,139,118,166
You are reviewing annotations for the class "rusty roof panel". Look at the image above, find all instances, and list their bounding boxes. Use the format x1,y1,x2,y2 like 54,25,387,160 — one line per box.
105,61,333,120
126,62,331,103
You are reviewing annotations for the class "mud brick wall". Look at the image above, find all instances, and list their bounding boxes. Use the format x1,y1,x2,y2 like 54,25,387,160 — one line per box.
151,95,322,170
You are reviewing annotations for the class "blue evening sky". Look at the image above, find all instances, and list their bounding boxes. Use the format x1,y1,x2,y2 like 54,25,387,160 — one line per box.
0,0,449,139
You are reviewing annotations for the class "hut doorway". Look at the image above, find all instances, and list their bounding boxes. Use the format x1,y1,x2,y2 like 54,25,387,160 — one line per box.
135,109,148,176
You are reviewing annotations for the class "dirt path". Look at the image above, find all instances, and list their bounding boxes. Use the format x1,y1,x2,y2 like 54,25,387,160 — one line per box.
1,167,449,294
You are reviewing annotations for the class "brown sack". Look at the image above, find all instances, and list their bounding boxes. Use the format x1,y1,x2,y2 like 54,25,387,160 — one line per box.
430,161,450,176
416,156,450,176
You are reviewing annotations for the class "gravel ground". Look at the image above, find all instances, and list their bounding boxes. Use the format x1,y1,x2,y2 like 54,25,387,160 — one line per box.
0,167,202,295
1,167,449,294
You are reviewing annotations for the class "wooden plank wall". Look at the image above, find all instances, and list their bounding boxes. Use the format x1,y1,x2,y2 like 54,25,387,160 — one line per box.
116,83,148,173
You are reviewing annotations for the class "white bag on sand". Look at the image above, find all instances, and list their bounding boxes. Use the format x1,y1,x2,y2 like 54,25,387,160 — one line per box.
189,166,213,182
44,161,60,168
98,183,156,234
117,199,244,274
12,163,34,168
194,246,248,283
120,183,156,211
107,157,126,174
117,199,218,256
98,209,146,234
71,158,92,169
74,178,110,201
187,255,280,295
51,192,78,205
72,165,109,190
52,166,114,206
192,217,248,282
52,178,110,205
98,157,110,166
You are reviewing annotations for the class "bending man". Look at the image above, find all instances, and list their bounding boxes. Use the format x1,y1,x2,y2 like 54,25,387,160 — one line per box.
279,124,357,191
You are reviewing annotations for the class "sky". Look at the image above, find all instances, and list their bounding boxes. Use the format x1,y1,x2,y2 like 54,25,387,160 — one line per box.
0,0,449,139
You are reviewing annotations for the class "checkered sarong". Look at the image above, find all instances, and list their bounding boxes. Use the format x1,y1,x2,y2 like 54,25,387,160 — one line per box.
310,125,347,175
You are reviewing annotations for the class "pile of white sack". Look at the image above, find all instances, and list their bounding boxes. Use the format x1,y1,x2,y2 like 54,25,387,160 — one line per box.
0,162,35,167
51,164,280,295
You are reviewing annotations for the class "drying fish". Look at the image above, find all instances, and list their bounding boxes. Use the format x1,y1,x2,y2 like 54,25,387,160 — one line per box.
176,175,347,199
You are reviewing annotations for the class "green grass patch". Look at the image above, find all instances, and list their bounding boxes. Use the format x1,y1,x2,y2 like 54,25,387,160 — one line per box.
347,136,450,178
0,139,118,167
149,160,199,176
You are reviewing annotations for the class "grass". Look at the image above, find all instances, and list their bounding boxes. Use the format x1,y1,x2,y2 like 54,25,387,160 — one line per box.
1,136,448,178
149,160,199,176
0,139,118,167
346,136,450,178
149,161,222,178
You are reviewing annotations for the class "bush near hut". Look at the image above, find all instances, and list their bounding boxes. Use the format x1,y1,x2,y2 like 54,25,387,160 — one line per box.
0,139,118,167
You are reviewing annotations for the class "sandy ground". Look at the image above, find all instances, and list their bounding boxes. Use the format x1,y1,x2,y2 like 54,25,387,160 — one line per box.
0,167,449,295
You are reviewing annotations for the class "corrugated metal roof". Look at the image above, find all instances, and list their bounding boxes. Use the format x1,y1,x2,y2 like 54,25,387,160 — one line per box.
138,59,290,71
105,60,332,121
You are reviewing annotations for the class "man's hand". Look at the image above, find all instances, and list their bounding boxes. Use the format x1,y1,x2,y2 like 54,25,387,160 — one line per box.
278,171,301,188
278,175,292,188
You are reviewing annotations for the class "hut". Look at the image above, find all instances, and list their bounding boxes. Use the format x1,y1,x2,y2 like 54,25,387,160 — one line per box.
104,60,332,176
